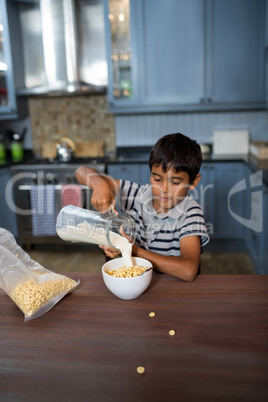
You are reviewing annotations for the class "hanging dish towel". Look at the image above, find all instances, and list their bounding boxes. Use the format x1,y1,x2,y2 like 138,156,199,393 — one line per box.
61,184,83,208
30,185,57,236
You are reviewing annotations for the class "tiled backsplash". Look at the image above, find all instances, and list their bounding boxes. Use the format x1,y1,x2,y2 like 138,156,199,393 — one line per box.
28,94,116,154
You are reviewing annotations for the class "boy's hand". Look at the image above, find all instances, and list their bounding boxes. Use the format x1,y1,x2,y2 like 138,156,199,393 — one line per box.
99,245,121,259
91,182,116,213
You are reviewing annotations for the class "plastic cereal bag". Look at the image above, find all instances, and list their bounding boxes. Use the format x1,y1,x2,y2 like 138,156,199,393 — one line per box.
0,228,79,321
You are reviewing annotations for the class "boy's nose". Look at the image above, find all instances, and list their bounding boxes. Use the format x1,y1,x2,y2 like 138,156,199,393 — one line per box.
161,180,170,192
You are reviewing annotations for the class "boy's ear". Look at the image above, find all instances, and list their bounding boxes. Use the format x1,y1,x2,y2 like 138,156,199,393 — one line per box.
189,174,201,191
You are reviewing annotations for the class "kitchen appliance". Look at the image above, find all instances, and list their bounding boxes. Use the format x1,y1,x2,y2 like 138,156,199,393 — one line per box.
10,158,106,249
213,130,249,156
56,137,76,162
42,139,105,159
15,0,107,95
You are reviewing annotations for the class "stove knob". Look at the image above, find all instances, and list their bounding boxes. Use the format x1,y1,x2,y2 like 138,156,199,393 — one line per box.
31,173,38,185
46,173,58,184
66,174,71,183
66,174,76,183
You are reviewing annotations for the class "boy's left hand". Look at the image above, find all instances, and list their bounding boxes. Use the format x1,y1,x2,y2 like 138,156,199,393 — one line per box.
99,245,121,259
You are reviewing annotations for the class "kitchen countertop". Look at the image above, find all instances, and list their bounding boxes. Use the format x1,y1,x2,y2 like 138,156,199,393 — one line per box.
1,272,268,402
109,148,268,187
2,148,268,186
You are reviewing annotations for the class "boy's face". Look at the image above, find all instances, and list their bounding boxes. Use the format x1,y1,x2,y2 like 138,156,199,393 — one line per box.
149,164,200,213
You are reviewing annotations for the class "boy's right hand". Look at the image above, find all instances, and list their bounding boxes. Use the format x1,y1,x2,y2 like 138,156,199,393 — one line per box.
91,182,116,213
99,245,121,259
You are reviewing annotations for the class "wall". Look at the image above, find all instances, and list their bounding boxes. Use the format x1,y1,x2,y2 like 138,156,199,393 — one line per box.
115,110,268,147
3,96,267,154
28,94,116,155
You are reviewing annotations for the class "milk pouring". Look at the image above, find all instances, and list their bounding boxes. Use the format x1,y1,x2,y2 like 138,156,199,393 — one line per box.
56,205,136,267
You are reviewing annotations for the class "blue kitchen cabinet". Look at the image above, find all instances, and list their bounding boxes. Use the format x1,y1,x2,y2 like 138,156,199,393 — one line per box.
107,163,150,185
107,162,150,211
243,165,268,274
265,0,268,47
243,165,261,270
140,163,150,185
0,167,18,237
197,162,246,239
104,0,265,113
196,163,215,237
206,0,265,106
213,162,246,239
107,164,140,184
136,0,205,108
259,186,268,273
0,0,18,119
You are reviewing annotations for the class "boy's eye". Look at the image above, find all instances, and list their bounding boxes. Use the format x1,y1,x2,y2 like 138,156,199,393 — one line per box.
152,176,161,182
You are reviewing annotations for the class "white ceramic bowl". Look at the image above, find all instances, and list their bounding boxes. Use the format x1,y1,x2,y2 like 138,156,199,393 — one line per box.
102,257,153,300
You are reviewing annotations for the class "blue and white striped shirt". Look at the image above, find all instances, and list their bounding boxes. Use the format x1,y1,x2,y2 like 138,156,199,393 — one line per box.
118,180,209,256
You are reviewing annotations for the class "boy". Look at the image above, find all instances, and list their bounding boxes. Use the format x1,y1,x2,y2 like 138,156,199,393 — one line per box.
75,133,209,281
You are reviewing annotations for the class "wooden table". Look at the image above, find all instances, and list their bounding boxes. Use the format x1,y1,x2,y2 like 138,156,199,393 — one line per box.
1,273,268,402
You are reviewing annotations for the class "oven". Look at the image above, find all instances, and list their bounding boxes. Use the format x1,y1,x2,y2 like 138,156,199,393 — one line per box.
10,158,106,249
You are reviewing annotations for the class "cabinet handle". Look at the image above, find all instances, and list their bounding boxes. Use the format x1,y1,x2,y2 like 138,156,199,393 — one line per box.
251,233,257,241
207,98,212,103
200,98,205,103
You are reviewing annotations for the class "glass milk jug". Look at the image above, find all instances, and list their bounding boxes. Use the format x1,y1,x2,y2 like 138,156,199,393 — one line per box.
56,205,136,250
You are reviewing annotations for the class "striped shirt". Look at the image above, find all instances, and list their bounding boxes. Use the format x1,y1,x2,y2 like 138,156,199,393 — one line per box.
118,180,209,256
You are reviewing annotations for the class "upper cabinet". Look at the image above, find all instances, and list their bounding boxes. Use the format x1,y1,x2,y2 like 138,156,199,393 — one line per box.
0,0,17,119
104,0,266,113
206,0,265,106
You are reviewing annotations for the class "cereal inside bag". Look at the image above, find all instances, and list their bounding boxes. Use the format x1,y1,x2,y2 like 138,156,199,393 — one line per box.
0,228,79,321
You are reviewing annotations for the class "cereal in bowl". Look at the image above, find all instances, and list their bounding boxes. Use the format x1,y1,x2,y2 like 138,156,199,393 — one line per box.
106,265,148,278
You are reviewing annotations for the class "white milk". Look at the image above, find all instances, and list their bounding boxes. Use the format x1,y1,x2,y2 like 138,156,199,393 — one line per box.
57,221,133,267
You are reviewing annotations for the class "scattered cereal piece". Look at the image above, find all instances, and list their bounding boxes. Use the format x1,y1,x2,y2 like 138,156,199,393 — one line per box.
169,330,176,336
149,312,155,317
137,366,145,374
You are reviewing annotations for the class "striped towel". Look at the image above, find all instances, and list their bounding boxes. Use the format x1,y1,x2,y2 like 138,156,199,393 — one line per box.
30,185,57,236
61,184,83,208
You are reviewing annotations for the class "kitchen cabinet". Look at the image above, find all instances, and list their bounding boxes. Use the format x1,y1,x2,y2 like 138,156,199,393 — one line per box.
104,0,266,113
197,163,215,237
206,0,265,106
197,162,246,239
0,0,18,119
265,0,268,47
259,187,268,274
243,165,268,274
107,162,150,212
0,167,18,237
107,162,150,185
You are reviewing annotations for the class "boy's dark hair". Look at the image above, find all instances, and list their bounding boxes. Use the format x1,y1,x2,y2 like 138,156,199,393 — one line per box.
149,133,202,183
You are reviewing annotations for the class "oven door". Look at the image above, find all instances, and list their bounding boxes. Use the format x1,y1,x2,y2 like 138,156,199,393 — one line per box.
14,182,93,249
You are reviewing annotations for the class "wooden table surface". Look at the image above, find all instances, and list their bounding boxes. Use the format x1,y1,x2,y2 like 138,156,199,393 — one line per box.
0,273,268,402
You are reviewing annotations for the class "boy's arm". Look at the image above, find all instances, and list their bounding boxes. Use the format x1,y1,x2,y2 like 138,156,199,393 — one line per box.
75,166,120,213
132,236,201,282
